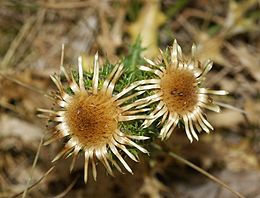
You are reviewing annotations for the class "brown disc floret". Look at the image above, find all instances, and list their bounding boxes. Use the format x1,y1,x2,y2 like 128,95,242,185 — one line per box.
65,92,119,147
160,69,198,115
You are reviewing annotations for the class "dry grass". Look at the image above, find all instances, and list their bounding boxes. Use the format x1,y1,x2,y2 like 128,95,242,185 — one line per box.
0,0,259,197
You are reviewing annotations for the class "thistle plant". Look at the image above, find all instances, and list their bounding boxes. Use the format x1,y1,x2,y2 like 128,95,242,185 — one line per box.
38,53,151,182
38,39,228,183
137,40,228,142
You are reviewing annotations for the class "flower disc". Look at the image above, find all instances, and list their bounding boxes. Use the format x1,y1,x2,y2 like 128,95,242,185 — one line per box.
160,69,198,115
138,40,228,142
65,92,119,148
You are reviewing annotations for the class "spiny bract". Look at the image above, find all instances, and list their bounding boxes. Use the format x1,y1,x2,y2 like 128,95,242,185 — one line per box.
38,53,151,182
136,40,228,142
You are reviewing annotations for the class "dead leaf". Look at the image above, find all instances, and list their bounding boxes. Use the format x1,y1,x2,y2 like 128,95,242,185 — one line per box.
128,0,166,58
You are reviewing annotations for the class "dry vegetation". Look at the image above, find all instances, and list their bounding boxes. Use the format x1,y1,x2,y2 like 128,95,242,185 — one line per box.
0,0,260,197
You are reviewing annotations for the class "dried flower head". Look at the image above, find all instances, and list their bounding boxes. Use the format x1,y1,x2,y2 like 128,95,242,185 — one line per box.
38,53,150,182
137,40,228,142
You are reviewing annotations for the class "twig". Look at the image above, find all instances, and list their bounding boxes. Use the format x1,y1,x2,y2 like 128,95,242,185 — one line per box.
0,17,35,69
215,101,247,114
0,167,55,198
53,176,79,198
153,143,245,198
172,8,224,30
0,100,29,119
17,9,46,70
39,1,91,9
22,136,44,198
0,72,52,99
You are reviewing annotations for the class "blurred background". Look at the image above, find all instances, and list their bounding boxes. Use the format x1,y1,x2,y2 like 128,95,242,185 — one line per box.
0,0,260,197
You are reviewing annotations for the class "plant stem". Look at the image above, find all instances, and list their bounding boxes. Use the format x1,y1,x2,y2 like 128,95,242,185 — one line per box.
153,143,245,198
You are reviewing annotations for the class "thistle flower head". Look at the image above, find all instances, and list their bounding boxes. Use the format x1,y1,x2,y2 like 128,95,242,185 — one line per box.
39,53,149,182
137,40,228,142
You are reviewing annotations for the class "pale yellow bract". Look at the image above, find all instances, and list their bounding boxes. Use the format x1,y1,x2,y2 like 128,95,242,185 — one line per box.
136,40,228,142
38,53,151,183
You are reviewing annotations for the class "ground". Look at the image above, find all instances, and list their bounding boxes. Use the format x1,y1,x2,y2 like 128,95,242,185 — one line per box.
0,0,259,198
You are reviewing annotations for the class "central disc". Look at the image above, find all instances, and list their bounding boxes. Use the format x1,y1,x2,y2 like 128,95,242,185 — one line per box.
65,92,119,147
160,69,198,115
